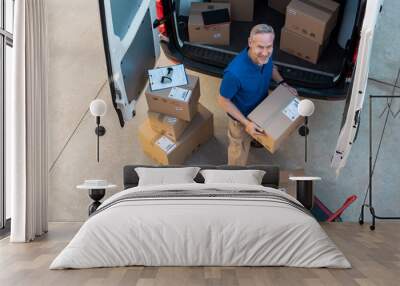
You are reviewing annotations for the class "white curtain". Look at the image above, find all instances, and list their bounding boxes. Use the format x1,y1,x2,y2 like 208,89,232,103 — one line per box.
9,0,48,242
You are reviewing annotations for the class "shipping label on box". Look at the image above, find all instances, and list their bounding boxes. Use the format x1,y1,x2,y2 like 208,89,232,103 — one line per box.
165,116,177,124
155,136,176,154
168,87,192,102
282,98,301,121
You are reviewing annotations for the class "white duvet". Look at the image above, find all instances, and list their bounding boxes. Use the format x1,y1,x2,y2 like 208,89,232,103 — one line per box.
50,183,351,269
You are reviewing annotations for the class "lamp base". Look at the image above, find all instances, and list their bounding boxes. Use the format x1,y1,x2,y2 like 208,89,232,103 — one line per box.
298,125,309,137
95,126,106,136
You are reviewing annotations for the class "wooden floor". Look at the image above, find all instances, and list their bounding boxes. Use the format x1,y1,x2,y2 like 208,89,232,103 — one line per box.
0,222,399,286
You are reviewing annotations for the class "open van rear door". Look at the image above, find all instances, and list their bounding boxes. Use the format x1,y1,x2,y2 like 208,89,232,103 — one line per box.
99,0,160,127
331,0,383,174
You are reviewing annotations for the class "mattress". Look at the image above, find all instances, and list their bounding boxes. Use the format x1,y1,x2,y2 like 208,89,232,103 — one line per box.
50,183,351,269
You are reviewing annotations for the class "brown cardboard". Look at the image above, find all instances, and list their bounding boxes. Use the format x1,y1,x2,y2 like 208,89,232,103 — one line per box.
247,85,304,154
211,0,254,21
285,0,340,44
188,2,231,45
147,111,190,142
138,104,214,165
145,74,200,121
280,27,326,64
268,0,292,14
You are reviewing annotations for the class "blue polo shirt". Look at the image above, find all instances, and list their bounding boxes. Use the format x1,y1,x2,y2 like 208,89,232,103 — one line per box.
220,48,273,116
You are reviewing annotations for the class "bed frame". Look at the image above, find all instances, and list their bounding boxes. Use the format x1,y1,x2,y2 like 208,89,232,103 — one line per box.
123,165,280,189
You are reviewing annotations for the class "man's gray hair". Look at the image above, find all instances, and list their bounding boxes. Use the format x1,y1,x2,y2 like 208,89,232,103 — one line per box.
249,24,275,38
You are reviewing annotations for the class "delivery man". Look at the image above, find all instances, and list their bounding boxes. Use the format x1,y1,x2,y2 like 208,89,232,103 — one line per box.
217,24,297,165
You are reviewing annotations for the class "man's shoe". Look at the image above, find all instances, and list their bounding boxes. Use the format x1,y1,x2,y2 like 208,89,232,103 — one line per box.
250,140,263,148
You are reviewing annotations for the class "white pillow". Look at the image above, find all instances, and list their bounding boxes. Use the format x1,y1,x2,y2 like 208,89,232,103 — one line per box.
200,169,266,185
135,167,200,186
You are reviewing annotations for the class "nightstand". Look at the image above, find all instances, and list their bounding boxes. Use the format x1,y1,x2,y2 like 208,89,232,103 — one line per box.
289,176,321,210
77,180,117,215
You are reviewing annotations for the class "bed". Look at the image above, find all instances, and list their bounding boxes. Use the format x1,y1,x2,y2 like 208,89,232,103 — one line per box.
50,165,350,269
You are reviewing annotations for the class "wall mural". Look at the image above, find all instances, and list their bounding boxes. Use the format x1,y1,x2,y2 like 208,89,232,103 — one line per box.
82,0,388,224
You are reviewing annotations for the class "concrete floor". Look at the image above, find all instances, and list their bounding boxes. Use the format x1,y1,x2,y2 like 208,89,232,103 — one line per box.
46,0,400,222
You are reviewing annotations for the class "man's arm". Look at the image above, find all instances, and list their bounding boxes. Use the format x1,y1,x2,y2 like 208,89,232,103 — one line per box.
272,65,284,83
217,95,264,136
272,65,298,96
217,95,248,126
219,71,264,136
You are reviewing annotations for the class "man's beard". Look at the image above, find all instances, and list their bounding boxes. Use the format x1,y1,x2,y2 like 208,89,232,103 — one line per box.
257,55,270,65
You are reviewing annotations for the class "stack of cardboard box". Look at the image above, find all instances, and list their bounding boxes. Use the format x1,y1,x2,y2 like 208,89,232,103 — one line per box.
139,73,214,165
280,0,340,64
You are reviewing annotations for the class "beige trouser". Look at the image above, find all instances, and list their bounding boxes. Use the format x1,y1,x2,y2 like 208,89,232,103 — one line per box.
227,117,252,166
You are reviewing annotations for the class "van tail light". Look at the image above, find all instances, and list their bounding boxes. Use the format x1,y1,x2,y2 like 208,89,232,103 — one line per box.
345,39,359,79
156,0,167,36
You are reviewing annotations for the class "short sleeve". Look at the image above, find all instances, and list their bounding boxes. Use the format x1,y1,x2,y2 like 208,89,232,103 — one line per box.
220,71,240,99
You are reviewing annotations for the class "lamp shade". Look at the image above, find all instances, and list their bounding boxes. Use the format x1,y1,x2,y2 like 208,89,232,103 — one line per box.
298,99,315,117
90,99,107,117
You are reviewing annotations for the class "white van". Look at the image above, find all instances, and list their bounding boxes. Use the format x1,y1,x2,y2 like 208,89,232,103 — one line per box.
98,0,384,172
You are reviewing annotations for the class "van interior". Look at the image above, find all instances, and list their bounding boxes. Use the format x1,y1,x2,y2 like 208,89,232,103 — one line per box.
170,0,364,91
